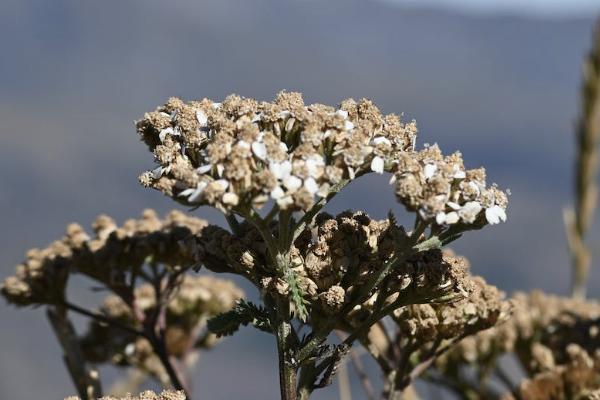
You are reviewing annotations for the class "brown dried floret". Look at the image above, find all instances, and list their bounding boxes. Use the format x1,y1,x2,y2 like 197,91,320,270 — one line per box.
1,210,211,306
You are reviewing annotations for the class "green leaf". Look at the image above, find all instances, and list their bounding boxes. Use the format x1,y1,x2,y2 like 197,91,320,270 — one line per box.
284,269,309,322
207,300,273,337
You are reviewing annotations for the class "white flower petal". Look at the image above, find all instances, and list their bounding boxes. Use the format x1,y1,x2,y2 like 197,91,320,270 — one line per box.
336,110,349,119
371,156,385,174
159,127,174,142
196,110,208,126
269,161,292,180
196,164,212,174
424,164,437,179
485,205,506,225
304,177,319,194
279,142,289,153
211,102,221,109
178,188,196,197
251,141,268,160
453,169,466,179
372,137,391,146
188,182,208,203
285,118,296,132
445,211,459,224
270,186,285,200
435,212,447,225
344,120,354,131
284,175,302,191
152,167,163,180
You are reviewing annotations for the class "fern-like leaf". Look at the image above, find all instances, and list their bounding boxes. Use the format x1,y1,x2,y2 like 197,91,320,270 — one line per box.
207,300,272,337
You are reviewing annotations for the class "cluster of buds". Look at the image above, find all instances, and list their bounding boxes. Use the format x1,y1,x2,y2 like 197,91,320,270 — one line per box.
1,209,208,306
192,211,499,331
81,275,243,382
66,390,185,400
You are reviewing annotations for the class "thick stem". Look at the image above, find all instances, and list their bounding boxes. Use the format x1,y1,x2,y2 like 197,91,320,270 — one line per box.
277,319,298,400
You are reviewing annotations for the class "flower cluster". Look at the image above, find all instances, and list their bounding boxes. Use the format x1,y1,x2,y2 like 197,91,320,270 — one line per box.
194,211,487,323
512,344,600,400
432,290,600,399
394,274,510,342
137,92,417,211
393,144,508,226
1,209,208,306
66,390,186,400
81,275,243,382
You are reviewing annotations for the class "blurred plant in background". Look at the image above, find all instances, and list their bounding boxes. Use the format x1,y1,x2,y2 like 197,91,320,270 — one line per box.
1,17,600,400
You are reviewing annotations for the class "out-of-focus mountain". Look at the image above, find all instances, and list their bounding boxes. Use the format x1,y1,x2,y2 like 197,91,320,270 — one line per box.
0,1,597,398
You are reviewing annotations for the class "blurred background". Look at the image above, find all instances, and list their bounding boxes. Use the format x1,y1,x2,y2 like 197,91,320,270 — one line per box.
0,0,599,398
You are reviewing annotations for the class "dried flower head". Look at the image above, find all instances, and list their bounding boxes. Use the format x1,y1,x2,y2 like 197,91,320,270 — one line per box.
1,209,208,306
66,390,186,400
393,144,508,226
81,275,243,380
137,92,418,211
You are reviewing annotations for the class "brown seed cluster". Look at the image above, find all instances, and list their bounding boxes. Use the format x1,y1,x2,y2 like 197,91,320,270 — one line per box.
194,211,479,320
511,344,600,400
66,390,186,400
137,92,417,211
394,275,510,342
1,210,209,306
81,275,243,379
434,290,600,398
393,144,508,226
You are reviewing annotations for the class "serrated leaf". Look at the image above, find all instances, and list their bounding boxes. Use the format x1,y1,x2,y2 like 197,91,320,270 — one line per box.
207,300,272,337
284,269,309,322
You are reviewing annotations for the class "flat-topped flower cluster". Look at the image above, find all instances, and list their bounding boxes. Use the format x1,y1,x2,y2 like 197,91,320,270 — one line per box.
137,92,507,227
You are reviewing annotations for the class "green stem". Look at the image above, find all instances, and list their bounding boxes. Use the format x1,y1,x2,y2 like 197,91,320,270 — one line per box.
276,318,298,400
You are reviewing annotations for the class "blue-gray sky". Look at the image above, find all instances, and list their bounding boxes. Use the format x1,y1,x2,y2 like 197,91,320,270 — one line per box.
0,1,598,399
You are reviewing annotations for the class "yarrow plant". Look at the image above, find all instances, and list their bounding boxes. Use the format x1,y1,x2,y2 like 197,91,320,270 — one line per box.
1,89,515,400
4,19,600,400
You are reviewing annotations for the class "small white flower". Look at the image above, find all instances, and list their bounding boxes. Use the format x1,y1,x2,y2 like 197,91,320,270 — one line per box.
304,177,319,194
196,164,212,174
216,164,225,177
371,156,385,174
306,156,324,178
445,211,459,224
344,120,354,131
178,188,196,197
159,127,174,142
188,182,208,203
336,110,349,119
251,141,268,160
453,169,466,179
211,102,221,109
459,201,482,223
270,186,285,200
348,166,356,180
435,212,447,225
424,164,437,179
371,136,391,146
196,110,208,126
485,205,507,225
283,175,302,192
269,161,292,180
